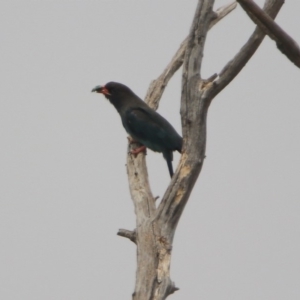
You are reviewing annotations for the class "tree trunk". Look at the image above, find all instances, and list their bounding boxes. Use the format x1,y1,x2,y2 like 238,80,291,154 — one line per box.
117,0,285,299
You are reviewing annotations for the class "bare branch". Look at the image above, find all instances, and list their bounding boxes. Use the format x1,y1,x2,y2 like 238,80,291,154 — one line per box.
117,229,136,244
145,1,237,110
126,144,156,219
156,0,214,234
209,1,237,29
145,38,187,110
156,0,285,237
208,0,285,98
237,0,300,68
126,141,159,299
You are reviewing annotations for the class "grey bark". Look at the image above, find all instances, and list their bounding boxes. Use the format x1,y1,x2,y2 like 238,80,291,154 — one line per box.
117,1,284,299
237,0,300,68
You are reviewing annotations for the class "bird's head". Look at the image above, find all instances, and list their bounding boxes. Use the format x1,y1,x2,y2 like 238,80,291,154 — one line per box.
91,82,133,101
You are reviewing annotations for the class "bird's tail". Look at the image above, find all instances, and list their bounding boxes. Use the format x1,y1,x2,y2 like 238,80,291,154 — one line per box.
163,151,174,178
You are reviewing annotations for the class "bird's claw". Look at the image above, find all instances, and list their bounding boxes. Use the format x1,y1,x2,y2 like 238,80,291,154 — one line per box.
129,145,147,157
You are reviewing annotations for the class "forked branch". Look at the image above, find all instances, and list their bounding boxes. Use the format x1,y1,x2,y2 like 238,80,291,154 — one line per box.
145,1,237,110
157,0,284,235
126,1,238,220
124,1,285,299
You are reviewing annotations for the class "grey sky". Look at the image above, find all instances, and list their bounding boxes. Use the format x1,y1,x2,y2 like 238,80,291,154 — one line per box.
1,1,299,299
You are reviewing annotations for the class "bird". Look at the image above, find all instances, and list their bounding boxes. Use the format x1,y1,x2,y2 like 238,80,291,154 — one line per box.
92,82,182,177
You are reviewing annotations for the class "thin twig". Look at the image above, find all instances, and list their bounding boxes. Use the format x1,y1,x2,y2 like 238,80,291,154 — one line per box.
117,229,137,244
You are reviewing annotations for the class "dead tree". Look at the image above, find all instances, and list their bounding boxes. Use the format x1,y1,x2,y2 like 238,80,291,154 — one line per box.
117,0,285,299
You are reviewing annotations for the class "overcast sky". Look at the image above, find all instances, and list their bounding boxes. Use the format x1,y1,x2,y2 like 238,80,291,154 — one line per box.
1,1,299,299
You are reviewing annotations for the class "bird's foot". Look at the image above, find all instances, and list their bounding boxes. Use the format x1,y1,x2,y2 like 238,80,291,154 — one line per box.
130,145,147,157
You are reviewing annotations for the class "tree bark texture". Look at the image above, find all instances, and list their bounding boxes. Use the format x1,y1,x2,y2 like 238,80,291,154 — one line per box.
117,1,284,299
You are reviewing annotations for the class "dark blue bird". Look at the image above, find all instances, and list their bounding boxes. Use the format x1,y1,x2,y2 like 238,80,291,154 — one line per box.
92,82,182,177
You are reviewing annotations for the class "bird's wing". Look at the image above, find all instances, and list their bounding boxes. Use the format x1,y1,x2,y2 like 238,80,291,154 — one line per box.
124,107,178,152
